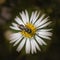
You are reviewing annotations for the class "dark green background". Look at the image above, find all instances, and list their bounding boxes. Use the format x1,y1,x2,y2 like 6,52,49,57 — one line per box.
0,0,60,60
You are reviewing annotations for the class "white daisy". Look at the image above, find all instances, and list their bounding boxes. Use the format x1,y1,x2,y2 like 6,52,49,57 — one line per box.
9,10,52,54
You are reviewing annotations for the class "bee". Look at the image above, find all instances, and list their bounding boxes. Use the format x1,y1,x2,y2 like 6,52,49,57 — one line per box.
18,24,32,33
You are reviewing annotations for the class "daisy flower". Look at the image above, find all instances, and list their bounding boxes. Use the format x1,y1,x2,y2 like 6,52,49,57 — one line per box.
9,10,52,54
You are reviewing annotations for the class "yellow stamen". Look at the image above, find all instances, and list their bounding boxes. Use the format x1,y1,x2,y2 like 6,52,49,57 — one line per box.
20,23,36,38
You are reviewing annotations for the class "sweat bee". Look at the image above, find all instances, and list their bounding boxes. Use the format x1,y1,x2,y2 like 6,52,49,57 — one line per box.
18,24,32,33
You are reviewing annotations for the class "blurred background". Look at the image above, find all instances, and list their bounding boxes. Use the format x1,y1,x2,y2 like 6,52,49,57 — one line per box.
0,0,60,60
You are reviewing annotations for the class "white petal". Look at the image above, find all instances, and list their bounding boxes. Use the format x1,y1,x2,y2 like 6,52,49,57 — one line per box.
38,29,52,32
9,33,20,40
34,14,45,27
16,38,26,52
30,38,41,54
26,38,30,54
13,36,23,46
12,23,17,27
35,35,47,45
9,32,20,38
31,39,36,54
34,18,42,27
33,12,40,24
38,21,52,28
10,36,20,43
30,12,34,23
38,14,45,21
38,33,51,40
15,16,24,25
10,26,20,30
9,32,20,39
32,39,41,51
25,10,29,22
9,33,21,43
38,17,49,26
38,31,52,36
32,11,38,23
20,11,27,24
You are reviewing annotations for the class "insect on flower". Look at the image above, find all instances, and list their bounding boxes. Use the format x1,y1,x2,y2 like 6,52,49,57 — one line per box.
9,10,52,54
18,24,32,33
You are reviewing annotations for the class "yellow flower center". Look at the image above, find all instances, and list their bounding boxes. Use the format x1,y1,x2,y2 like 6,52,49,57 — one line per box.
20,23,36,38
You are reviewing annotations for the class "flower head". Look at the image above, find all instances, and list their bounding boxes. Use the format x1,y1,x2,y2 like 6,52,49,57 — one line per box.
9,10,52,54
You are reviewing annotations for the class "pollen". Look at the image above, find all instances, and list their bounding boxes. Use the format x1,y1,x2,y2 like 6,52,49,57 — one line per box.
20,23,37,38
